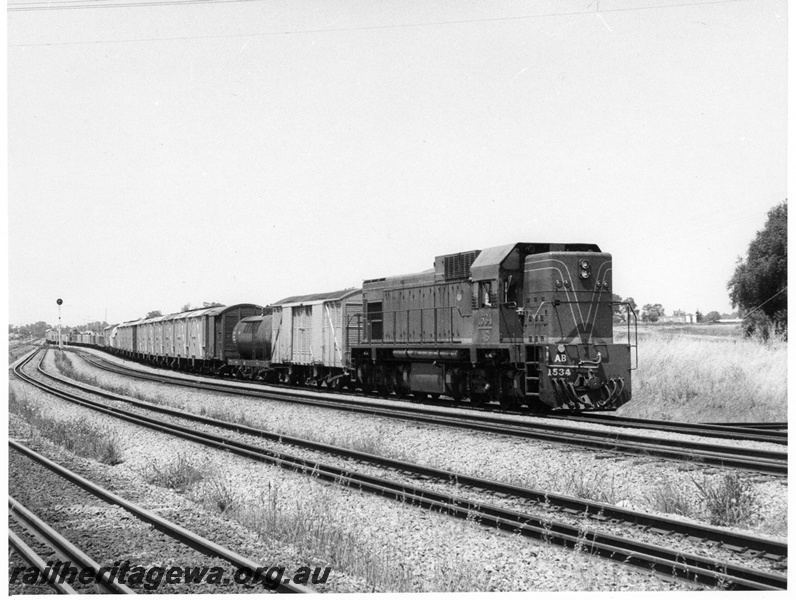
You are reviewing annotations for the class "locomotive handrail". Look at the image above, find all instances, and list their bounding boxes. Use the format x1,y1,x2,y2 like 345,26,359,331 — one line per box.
611,301,639,370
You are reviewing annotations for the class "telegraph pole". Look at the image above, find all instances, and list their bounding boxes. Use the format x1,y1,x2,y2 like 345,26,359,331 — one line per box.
57,298,63,350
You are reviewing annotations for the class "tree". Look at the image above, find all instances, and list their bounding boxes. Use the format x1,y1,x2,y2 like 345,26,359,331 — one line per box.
611,294,623,315
705,311,721,323
202,301,223,308
727,201,787,333
83,320,108,333
181,303,192,312
14,321,52,338
695,309,703,323
145,310,163,319
641,303,664,323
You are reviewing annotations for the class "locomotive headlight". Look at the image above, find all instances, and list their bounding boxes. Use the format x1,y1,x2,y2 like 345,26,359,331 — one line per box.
578,259,591,279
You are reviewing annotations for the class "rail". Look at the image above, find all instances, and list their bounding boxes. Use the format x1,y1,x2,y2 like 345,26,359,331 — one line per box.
9,438,311,594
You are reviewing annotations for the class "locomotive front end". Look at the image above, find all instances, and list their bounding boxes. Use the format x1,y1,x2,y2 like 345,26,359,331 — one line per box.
524,251,632,410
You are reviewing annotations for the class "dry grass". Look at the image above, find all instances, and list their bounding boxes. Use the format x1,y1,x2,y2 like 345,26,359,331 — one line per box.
615,327,786,422
647,473,694,517
8,387,125,465
691,471,759,527
191,473,493,592
140,453,206,492
54,350,169,405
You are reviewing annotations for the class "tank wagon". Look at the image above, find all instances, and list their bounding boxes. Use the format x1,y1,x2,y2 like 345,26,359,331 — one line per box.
229,289,362,386
349,242,633,411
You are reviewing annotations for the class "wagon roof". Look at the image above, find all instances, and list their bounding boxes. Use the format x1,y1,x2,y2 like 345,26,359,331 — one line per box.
272,288,361,306
118,318,144,327
162,306,226,321
215,303,263,314
139,313,173,324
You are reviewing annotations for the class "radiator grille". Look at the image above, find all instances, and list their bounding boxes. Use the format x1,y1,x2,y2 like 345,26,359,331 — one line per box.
444,251,480,280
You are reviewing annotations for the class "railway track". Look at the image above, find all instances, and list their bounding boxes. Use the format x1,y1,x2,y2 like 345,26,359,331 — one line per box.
8,439,310,594
9,495,135,594
703,421,788,431
76,350,787,476
8,529,78,595
76,349,787,444
13,349,789,590
577,413,787,442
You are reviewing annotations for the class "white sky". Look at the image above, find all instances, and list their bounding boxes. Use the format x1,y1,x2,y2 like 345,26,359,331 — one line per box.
6,0,788,328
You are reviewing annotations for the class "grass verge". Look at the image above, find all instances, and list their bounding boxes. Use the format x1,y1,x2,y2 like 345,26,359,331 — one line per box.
9,386,125,465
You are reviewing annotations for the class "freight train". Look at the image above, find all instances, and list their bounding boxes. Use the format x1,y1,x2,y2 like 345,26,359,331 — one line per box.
51,242,636,412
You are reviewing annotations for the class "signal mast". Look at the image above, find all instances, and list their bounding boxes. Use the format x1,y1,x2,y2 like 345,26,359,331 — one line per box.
56,298,63,349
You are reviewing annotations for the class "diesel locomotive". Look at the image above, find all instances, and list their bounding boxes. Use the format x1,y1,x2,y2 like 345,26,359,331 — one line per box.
57,241,635,412
349,242,634,411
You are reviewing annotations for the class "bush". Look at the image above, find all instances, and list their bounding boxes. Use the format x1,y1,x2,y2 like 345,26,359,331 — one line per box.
142,454,205,492
692,472,758,527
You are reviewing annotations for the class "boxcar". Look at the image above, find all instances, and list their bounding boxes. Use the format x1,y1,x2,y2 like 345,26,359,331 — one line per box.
265,289,362,386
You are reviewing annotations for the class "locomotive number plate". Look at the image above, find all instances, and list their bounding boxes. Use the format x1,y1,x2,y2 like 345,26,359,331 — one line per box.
548,368,572,377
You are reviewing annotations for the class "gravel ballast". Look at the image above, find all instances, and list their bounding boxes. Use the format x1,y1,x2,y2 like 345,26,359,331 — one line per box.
33,354,787,577
66,349,788,541
8,354,707,592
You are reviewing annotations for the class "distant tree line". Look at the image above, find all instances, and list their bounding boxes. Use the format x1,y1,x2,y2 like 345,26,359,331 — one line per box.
144,301,224,320
8,321,52,339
